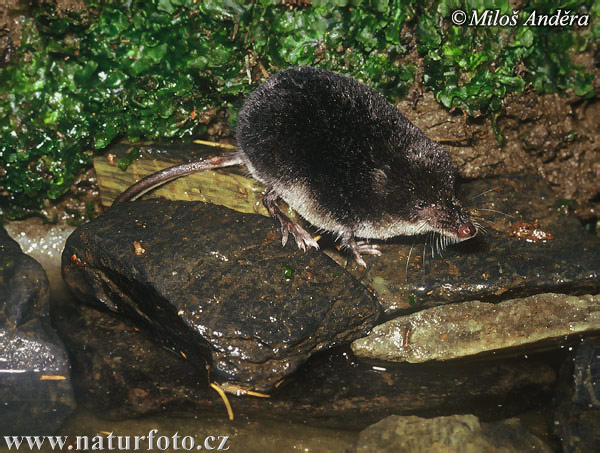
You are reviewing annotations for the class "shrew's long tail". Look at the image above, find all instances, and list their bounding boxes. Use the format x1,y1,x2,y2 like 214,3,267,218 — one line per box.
112,152,245,206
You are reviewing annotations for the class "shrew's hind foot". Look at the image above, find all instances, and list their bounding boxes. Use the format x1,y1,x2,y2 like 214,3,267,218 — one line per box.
263,191,320,252
341,232,381,268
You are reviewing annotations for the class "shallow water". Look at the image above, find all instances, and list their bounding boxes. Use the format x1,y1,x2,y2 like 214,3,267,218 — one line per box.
1,409,355,452
4,218,75,300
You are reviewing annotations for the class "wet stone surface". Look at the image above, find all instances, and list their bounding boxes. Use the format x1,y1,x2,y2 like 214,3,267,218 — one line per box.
61,200,380,392
554,338,600,453
350,414,553,453
0,227,75,435
52,295,558,428
96,149,600,317
51,293,211,419
571,338,600,409
352,174,600,314
352,293,600,363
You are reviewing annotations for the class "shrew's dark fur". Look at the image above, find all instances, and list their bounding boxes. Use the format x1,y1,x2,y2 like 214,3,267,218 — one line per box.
237,66,468,239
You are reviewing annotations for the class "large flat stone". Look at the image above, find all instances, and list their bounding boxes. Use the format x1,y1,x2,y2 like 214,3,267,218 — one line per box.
352,293,600,363
351,414,553,452
352,174,600,314
62,200,380,391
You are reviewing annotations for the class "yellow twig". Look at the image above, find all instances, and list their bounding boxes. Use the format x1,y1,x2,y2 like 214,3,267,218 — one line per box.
40,375,67,381
193,140,237,150
210,383,234,421
245,390,270,398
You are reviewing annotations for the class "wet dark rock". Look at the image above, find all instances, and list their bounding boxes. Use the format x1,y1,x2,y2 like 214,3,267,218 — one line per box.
275,346,556,428
351,174,600,314
571,339,600,409
352,293,600,363
0,227,75,435
51,293,210,419
349,414,553,453
52,295,557,428
61,200,380,392
554,338,600,453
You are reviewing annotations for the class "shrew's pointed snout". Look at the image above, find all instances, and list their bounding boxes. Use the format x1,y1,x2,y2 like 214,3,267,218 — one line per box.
457,221,477,240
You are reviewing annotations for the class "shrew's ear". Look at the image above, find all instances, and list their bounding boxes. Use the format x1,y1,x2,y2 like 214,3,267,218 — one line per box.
371,168,388,196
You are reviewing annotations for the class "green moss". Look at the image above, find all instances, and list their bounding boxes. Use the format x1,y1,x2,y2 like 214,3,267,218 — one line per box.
418,0,597,118
282,264,294,280
117,147,141,171
0,0,597,218
408,293,419,307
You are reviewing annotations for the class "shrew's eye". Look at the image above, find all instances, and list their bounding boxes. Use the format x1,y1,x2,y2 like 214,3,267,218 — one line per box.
416,200,426,209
